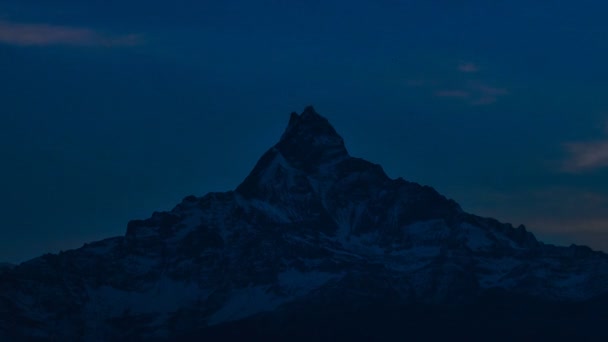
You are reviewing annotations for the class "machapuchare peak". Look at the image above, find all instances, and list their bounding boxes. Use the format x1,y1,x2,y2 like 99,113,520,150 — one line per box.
276,106,349,171
3,105,608,341
237,106,353,198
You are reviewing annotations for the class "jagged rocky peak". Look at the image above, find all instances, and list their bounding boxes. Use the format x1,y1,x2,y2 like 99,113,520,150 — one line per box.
282,105,343,140
234,107,459,229
277,106,349,169
237,106,354,197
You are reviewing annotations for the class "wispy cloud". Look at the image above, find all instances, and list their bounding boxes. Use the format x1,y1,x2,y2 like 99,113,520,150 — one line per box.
434,82,508,106
562,140,608,173
0,20,142,47
406,61,508,106
435,90,470,98
458,62,479,73
468,83,509,106
475,84,508,96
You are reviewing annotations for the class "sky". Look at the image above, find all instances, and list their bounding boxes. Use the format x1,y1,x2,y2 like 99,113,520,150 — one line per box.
2,0,608,263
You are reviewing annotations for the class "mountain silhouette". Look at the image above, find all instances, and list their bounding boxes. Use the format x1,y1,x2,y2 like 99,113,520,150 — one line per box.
1,107,608,341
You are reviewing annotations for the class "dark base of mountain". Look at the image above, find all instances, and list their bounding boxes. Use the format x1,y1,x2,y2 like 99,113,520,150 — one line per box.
185,291,608,342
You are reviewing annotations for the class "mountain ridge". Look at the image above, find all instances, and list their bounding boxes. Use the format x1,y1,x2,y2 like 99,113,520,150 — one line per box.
1,107,608,340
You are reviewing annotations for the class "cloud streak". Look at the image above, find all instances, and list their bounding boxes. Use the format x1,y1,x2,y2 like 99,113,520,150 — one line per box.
434,82,509,106
563,140,608,172
458,62,479,73
0,20,142,47
475,84,508,96
417,61,509,106
469,83,509,106
435,90,470,98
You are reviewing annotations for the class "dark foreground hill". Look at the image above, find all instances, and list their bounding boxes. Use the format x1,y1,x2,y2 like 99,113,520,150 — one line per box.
2,107,608,341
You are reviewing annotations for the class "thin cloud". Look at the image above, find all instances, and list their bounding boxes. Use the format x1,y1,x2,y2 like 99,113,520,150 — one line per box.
412,61,508,106
458,62,479,73
435,90,470,98
467,83,509,106
471,96,497,106
0,20,142,47
468,84,509,106
434,83,508,105
562,140,608,173
476,84,508,96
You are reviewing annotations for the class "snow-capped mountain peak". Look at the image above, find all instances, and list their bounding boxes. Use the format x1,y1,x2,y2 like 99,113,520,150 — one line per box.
277,105,348,171
2,107,608,341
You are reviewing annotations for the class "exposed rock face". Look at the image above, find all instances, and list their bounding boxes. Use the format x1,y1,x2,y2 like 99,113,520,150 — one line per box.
2,107,608,341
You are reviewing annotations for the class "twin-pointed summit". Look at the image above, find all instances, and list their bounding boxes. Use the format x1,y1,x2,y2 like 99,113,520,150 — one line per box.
277,106,349,171
251,105,347,177
237,105,355,199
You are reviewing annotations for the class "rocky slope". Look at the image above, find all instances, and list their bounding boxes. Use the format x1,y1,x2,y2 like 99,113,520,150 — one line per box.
1,106,608,341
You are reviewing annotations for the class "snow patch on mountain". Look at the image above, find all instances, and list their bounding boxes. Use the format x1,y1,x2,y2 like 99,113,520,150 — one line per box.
207,286,287,325
459,223,495,251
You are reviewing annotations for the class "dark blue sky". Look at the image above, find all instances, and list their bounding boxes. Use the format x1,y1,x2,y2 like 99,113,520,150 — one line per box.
2,1,608,262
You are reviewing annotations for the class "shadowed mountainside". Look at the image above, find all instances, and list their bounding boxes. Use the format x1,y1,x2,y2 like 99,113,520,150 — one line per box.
1,106,608,341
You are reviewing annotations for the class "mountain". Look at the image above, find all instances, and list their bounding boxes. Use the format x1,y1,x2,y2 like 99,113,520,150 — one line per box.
2,106,608,341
